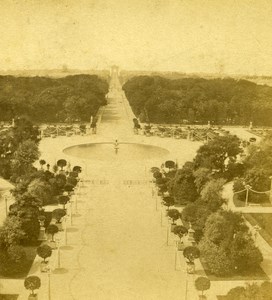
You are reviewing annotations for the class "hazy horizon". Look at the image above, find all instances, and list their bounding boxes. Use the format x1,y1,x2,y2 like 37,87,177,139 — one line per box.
0,0,272,76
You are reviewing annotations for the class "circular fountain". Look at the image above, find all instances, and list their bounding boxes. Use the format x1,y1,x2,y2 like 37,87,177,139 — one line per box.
63,142,169,161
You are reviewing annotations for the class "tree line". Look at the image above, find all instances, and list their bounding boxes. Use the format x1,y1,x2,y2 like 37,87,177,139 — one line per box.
0,74,109,122
123,76,272,126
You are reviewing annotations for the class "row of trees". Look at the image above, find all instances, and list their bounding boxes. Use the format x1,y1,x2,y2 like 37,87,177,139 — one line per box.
123,75,272,126
0,116,82,276
153,134,263,276
0,74,109,122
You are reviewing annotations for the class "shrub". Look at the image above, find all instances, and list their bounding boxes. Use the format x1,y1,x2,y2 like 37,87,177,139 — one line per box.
167,209,180,224
0,246,27,276
37,244,52,262
195,277,211,296
46,224,59,241
52,209,66,223
183,246,200,264
24,276,41,295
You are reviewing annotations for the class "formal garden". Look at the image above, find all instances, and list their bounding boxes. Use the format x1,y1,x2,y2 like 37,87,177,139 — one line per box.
151,132,272,286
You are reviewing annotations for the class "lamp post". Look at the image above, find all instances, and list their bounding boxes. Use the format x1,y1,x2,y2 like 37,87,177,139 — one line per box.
47,266,51,300
64,216,68,246
55,237,61,269
269,176,272,203
245,184,252,207
5,195,8,216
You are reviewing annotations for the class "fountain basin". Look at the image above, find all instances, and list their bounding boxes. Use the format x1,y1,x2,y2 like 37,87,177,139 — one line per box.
63,142,169,161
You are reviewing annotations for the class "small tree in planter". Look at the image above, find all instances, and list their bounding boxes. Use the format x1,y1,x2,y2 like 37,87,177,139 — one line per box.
173,225,188,251
58,195,69,209
183,246,200,274
153,171,162,180
162,196,175,211
46,224,59,248
37,244,52,272
39,159,46,170
69,171,78,178
165,160,176,171
73,166,82,173
24,276,41,299
167,209,180,231
195,277,211,300
67,176,78,187
150,167,160,174
57,159,67,171
52,209,66,230
64,183,74,194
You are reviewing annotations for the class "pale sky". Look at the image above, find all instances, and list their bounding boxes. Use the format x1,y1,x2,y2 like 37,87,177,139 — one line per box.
0,0,272,75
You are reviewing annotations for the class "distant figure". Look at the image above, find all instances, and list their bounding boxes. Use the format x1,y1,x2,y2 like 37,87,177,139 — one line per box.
114,139,119,154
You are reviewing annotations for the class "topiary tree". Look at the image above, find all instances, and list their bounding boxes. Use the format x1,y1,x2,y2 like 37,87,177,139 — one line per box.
162,196,175,210
153,171,162,180
57,159,67,171
165,160,176,171
173,225,188,241
195,277,211,299
58,195,69,209
67,176,78,187
24,276,41,296
46,224,58,242
39,159,46,170
183,246,200,264
167,209,180,225
64,183,74,193
37,244,52,262
69,171,78,178
150,167,160,173
52,209,66,223
73,166,82,173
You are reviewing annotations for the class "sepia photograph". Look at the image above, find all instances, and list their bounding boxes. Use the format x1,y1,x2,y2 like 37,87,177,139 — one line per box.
0,0,272,299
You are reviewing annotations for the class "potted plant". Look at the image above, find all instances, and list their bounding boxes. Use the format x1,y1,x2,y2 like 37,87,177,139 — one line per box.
58,195,69,210
167,209,180,231
195,276,211,300
52,209,66,231
46,224,59,248
173,225,188,250
37,244,52,272
24,276,41,299
183,246,200,274
57,159,67,171
162,196,175,211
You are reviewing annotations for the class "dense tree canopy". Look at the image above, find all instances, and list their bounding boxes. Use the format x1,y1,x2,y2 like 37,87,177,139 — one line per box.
0,75,108,122
123,75,272,125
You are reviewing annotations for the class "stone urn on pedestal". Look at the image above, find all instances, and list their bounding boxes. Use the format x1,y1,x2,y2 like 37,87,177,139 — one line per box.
38,215,47,241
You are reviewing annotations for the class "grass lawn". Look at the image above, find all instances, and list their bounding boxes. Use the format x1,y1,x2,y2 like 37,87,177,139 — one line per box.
0,243,40,279
233,194,272,207
217,296,227,300
244,213,272,247
200,258,268,281
0,295,19,300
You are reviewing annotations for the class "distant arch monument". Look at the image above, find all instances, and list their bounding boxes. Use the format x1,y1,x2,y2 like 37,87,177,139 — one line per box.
110,65,119,76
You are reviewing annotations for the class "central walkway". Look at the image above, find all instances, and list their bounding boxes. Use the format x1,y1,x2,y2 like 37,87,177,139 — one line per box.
68,71,193,299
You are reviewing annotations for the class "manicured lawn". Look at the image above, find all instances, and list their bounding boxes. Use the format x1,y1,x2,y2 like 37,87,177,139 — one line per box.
244,213,272,247
0,244,40,279
0,295,19,300
233,194,272,207
200,258,268,281
217,296,227,300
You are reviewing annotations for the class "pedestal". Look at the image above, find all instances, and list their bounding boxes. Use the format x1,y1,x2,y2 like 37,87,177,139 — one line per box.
38,227,47,241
